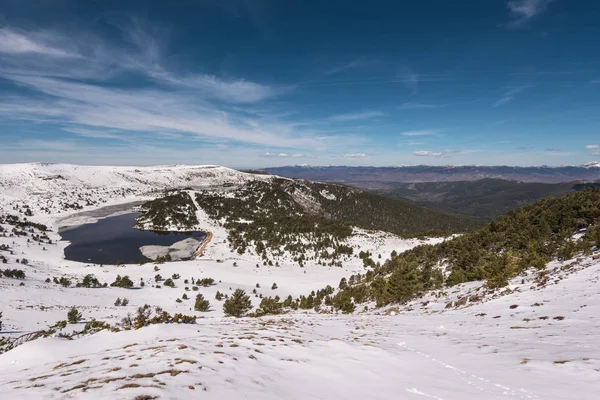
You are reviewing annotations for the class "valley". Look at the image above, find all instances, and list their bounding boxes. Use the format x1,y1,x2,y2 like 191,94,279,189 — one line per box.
1,163,599,399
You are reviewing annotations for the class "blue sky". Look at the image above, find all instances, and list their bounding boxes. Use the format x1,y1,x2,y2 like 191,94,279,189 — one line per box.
0,0,599,167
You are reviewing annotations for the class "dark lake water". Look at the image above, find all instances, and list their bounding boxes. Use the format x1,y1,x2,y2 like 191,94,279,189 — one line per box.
61,212,205,265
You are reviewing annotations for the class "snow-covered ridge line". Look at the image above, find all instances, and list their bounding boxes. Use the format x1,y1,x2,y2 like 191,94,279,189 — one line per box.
0,163,274,222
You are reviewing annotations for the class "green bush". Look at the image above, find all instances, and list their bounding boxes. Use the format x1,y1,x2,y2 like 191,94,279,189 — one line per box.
255,297,283,316
164,278,175,288
194,294,210,312
111,275,134,288
223,289,252,317
67,307,82,324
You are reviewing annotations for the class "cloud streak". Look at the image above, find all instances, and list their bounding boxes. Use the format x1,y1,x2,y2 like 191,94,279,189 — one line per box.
414,149,460,157
0,23,321,151
492,86,529,108
329,111,384,121
336,153,367,158
506,0,553,27
401,130,438,137
0,28,78,57
260,152,314,158
398,102,447,110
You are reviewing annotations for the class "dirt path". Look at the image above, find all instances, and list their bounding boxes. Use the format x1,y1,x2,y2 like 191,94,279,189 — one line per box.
193,231,213,258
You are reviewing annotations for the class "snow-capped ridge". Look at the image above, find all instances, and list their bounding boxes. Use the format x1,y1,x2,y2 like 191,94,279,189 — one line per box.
0,163,274,218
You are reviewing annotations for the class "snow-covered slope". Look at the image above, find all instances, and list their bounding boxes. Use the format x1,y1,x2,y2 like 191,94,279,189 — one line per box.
1,255,599,399
2,163,600,399
0,163,271,220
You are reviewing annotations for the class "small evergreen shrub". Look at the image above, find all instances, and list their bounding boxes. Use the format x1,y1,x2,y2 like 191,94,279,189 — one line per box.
194,294,210,312
67,307,82,324
223,289,252,317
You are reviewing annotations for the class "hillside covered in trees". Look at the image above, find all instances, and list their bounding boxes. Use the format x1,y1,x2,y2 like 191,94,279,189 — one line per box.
329,188,600,310
194,178,480,237
376,179,600,220
135,190,198,230
136,178,479,266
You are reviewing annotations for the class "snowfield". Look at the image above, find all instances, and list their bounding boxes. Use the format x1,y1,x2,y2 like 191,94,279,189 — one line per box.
1,163,600,399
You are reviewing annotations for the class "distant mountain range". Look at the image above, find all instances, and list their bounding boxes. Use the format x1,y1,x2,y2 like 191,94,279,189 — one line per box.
264,164,600,188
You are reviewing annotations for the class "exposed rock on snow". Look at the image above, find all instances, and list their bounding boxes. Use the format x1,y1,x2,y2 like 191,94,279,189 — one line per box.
140,237,203,261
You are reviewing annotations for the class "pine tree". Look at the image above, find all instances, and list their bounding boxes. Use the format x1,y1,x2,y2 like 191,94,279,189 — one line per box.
111,275,134,288
194,294,210,312
223,289,252,317
256,296,282,316
67,307,82,324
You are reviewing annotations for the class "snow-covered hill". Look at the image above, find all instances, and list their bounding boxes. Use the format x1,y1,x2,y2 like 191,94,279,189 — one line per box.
0,163,272,221
1,255,599,399
2,163,600,399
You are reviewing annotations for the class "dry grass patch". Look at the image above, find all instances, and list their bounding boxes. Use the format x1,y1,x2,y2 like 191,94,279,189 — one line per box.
175,359,197,365
61,383,87,393
116,383,141,390
29,373,55,382
142,345,166,351
130,373,156,379
157,369,188,376
100,376,127,384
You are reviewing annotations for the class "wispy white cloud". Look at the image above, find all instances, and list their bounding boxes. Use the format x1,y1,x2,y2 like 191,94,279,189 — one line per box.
329,111,384,121
398,67,419,94
337,153,367,158
63,127,126,140
401,130,438,137
323,59,376,75
492,86,529,108
260,152,314,158
414,149,460,157
414,150,442,157
0,23,319,150
593,152,600,157
0,28,78,57
506,0,553,27
161,74,285,103
398,102,446,110
585,144,599,149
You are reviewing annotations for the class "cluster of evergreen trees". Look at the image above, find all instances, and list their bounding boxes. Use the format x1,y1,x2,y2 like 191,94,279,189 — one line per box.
1,214,48,232
195,181,354,264
0,268,26,279
136,191,198,230
328,188,600,309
